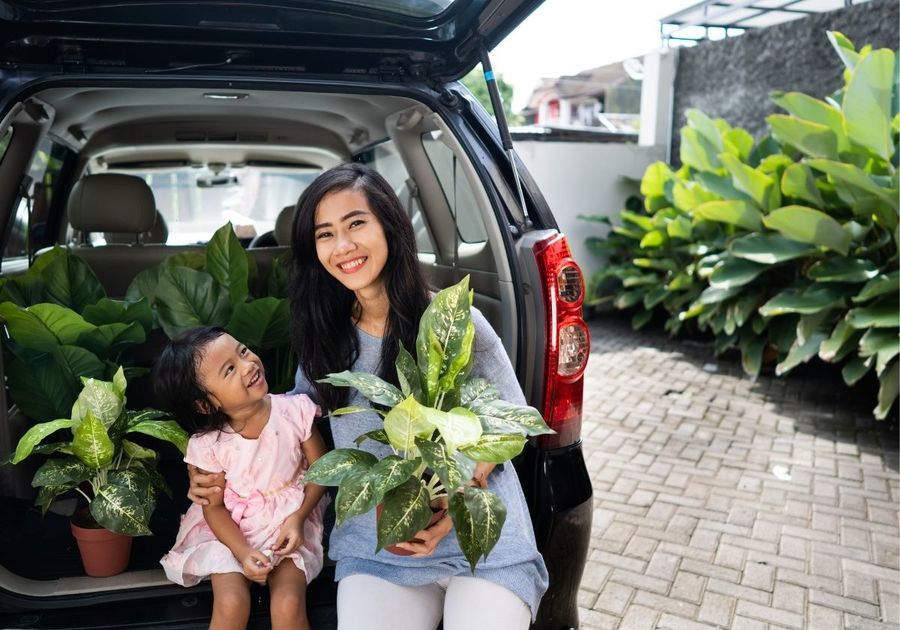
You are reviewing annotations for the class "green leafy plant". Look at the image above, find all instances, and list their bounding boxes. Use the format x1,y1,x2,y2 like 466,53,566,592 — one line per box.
305,276,553,572
6,368,188,535
585,31,898,419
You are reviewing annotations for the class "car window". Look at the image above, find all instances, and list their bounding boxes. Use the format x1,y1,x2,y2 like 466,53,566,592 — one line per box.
358,141,435,256
421,130,487,244
101,166,319,245
4,136,65,264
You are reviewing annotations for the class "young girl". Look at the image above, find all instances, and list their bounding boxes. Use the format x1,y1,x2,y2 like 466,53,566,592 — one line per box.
154,325,327,630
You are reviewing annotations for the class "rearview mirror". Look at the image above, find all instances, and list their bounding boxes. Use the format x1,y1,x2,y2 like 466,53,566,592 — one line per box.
197,175,238,188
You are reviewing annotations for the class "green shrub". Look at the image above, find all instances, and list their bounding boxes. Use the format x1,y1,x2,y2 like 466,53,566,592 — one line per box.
585,31,898,419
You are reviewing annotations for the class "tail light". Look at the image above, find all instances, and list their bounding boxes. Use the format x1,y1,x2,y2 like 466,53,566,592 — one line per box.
533,234,590,449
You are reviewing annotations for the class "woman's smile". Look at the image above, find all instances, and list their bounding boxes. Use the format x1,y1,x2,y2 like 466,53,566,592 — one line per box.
337,256,368,273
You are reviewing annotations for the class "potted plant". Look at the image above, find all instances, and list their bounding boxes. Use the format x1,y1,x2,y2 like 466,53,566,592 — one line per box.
6,367,188,577
306,276,553,572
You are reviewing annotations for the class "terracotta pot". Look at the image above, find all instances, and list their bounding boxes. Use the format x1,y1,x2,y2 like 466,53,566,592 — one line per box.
70,509,132,577
376,503,446,556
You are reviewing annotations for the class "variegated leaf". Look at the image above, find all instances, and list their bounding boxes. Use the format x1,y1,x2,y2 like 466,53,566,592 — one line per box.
318,371,403,407
383,396,435,455
109,467,156,516
461,434,528,464
365,455,422,502
122,439,157,461
71,377,125,429
331,406,370,417
306,448,377,486
395,343,423,402
437,319,475,396
72,410,114,469
334,468,379,526
10,419,75,464
416,438,475,492
468,399,554,436
353,429,390,447
422,406,482,452
449,486,506,573
416,276,473,405
31,457,93,488
127,420,189,455
91,483,151,536
124,409,169,430
36,483,77,515
376,476,431,551
460,379,499,406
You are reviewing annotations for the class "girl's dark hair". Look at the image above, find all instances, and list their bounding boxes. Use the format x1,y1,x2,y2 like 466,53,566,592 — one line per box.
289,162,431,412
152,326,230,434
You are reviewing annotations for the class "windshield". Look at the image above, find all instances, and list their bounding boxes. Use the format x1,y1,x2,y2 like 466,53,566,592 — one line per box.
104,166,318,245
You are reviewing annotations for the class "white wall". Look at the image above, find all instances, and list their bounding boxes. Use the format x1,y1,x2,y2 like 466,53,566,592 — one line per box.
514,141,664,277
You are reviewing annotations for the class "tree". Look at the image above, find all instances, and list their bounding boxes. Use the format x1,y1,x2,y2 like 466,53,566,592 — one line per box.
461,66,523,125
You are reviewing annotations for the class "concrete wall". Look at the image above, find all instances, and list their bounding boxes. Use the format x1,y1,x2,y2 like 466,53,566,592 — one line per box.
672,0,899,159
514,141,665,276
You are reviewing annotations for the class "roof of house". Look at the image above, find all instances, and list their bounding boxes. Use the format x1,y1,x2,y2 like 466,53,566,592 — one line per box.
523,61,636,112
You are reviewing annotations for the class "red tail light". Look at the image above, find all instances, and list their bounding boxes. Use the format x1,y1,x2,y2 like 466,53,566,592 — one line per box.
533,234,590,449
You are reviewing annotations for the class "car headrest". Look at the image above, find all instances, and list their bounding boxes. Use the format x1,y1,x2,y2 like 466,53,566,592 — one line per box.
274,204,295,246
105,209,169,244
68,174,157,234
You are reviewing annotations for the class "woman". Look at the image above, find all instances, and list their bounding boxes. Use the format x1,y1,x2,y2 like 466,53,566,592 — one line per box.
189,163,548,629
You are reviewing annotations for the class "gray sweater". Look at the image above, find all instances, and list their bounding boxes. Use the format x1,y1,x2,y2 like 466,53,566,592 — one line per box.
291,307,549,618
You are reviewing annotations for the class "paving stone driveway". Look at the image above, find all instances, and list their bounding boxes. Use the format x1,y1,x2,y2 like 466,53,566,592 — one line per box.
578,316,899,630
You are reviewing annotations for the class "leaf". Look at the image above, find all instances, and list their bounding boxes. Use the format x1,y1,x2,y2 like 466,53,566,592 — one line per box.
842,355,872,386
395,344,423,401
35,484,77,515
854,271,900,303
417,440,474,492
695,172,753,203
0,303,92,352
91,483,151,536
318,371,403,408
122,439,157,461
776,332,828,376
72,377,125,429
10,419,76,464
422,406,482,452
109,467,157,516
459,379,499,406
729,233,817,264
719,153,779,211
875,360,898,420
846,304,900,329
72,410,114,469
154,266,232,339
353,429,390,447
631,309,652,330
843,49,895,160
781,163,825,207
31,458,92,488
819,319,862,362
205,222,250,305
123,409,169,430
460,433,527,464
709,259,768,289
614,288,646,309
382,396,435,455
687,109,724,152
759,285,846,316
376,476,431,551
127,419,189,454
305,448,377,486
767,114,838,159
77,322,145,358
693,200,763,231
807,159,898,210
762,206,851,255
449,486,506,573
740,336,766,377
365,455,423,502
40,251,106,313
226,298,290,349
827,31,859,71
640,162,676,201
334,468,379,526
82,298,127,326
467,399,553,436
680,127,721,173
332,406,371,417
859,328,900,369
416,277,474,405
698,286,741,305
667,215,694,240
125,266,161,304
723,128,754,161
6,353,79,422
771,91,848,152
640,230,667,248
807,258,879,283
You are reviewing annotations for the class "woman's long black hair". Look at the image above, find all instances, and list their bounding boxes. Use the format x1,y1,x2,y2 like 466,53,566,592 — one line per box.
288,162,431,413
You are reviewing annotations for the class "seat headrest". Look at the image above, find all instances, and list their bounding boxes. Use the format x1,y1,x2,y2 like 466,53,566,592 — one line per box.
105,209,169,244
274,204,295,246
68,174,157,234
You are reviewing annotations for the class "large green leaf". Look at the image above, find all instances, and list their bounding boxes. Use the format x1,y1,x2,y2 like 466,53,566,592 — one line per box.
126,419,189,454
739,335,766,377
875,360,898,420
680,127,722,173
697,286,741,305
0,303,93,352
72,377,125,429
0,275,45,308
807,258,879,283
759,285,847,316
364,455,423,502
422,406,482,452
776,332,828,376
687,110,724,152
827,31,860,71
859,328,900,372
77,322,146,358
31,458,92,488
35,483,78,515
319,371,403,407
846,304,900,329
450,486,506,573
6,353,78,422
767,114,838,159
72,410,114,469
109,467,157,516
382,396,435,455
334,468,379,526
729,233,816,264
762,206,851,255
121,439,157,461
90,483,151,536
709,259,768,289
719,153,779,211
771,91,848,152
305,448,377,486
460,433,527,464
723,128,754,161
819,319,863,363
466,398,553,436
125,266,161,304
842,355,872,386
854,271,900,303
40,252,106,313
416,439,474,493
695,172,753,203
395,344,424,402
672,181,718,213
781,163,825,207
459,379,499,407
154,266,232,339
226,297,290,349
206,222,250,305
376,476,431,551
693,200,763,231
807,159,899,211
640,162,675,201
10,419,76,464
843,49,895,160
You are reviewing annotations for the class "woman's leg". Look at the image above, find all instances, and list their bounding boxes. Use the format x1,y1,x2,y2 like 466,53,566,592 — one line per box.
442,576,531,630
209,573,251,630
268,561,310,630
336,574,444,630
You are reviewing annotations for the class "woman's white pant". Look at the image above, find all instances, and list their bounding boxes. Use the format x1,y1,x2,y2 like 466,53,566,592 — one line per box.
336,573,531,630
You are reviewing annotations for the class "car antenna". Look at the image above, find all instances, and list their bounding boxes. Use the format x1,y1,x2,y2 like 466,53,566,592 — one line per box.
479,45,530,227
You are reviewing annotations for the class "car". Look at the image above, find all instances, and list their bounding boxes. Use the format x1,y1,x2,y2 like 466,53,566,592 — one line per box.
0,1,593,628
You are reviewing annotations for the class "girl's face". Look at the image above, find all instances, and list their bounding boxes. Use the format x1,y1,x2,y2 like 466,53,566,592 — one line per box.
197,333,268,415
313,187,389,295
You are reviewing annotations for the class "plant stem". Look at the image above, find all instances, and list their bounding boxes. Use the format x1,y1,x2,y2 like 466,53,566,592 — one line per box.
75,487,92,504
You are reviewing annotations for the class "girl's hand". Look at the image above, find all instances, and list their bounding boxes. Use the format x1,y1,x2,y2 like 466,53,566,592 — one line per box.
271,514,305,557
240,549,272,585
393,498,451,557
187,465,225,506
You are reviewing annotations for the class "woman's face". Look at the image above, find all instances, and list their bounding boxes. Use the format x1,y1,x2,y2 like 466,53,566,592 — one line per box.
313,187,389,295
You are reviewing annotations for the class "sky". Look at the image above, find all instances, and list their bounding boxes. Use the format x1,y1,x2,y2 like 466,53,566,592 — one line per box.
490,0,701,111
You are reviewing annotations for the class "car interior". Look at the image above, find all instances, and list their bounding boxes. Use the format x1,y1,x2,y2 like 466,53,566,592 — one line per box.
0,84,524,601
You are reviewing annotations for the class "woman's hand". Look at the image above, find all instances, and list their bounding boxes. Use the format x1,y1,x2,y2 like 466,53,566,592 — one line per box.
187,464,225,506
393,498,451,556
239,548,272,585
271,513,305,557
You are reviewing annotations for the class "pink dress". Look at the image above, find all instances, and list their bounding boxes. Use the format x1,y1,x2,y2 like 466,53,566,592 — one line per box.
161,394,327,587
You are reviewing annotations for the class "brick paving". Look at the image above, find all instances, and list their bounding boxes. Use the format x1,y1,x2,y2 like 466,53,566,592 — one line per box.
578,316,899,630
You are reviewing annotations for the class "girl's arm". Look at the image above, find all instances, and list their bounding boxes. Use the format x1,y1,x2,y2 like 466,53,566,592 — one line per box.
202,493,272,583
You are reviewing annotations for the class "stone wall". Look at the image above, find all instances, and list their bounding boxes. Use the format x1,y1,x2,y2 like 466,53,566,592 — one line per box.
671,0,899,161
